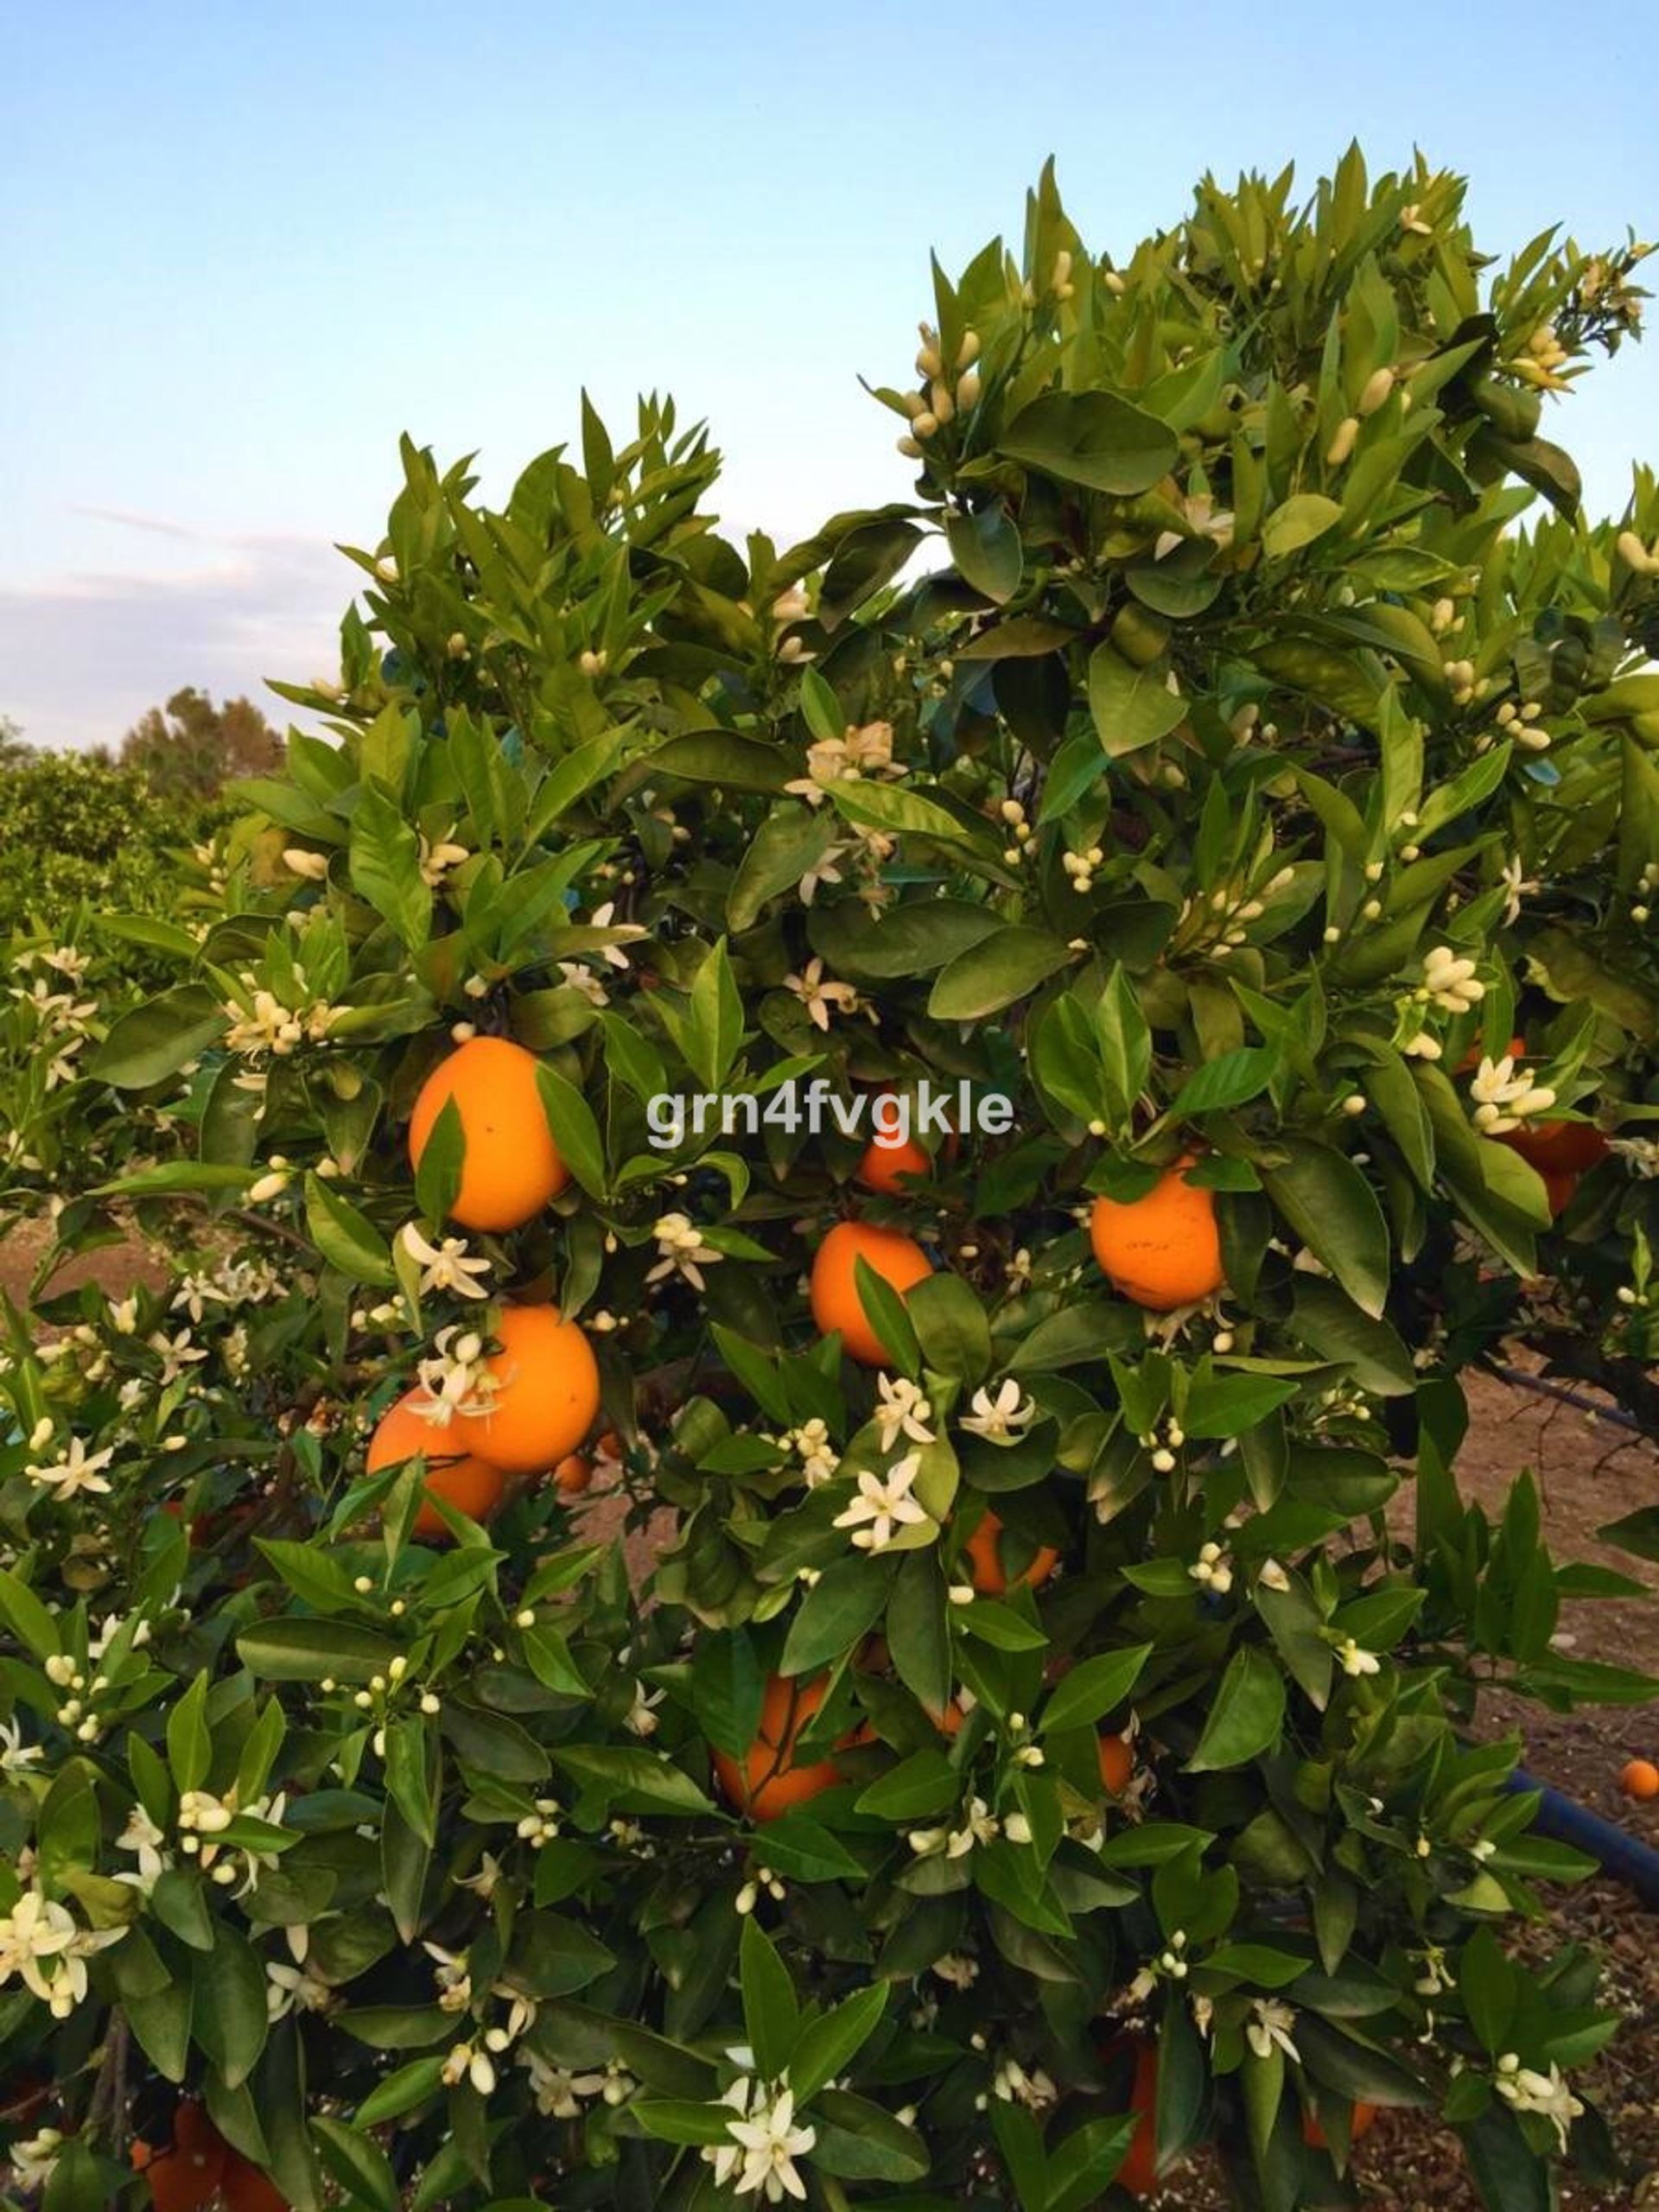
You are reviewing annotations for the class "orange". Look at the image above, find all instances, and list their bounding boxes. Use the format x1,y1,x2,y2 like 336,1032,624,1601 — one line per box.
1090,1160,1226,1310
1303,2099,1378,2151
855,1130,933,1195
1541,1168,1579,1218
1620,1758,1659,1802
454,1305,601,1476
1100,2036,1160,2197
809,1220,933,1367
223,2158,289,2212
132,2105,229,2212
964,1509,1060,1598
367,1390,506,1538
408,1035,567,1232
713,1673,843,1821
1097,1732,1135,1794
1502,1122,1610,1177
553,1452,593,1496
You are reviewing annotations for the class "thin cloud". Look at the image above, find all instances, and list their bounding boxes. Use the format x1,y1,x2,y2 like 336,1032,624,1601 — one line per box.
0,534,352,753
70,505,205,542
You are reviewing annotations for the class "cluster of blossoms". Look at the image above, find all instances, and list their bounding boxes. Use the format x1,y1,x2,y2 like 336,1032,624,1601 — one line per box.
1494,2053,1585,2150
647,1212,723,1293
412,1325,500,1424
895,322,982,457
702,2075,817,2204
1418,945,1485,1015
556,899,644,1008
835,1452,927,1552
0,1888,124,2019
220,967,339,1068
1467,1052,1557,1135
10,949,97,1090
909,1796,1031,1860
784,720,905,807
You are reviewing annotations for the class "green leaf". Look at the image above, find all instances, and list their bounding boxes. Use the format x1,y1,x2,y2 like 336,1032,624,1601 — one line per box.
193,1925,270,2088
238,1619,400,1682
311,2119,397,2212
781,1555,893,1676
649,729,798,794
685,937,745,1089
887,1552,950,1718
1262,1137,1391,1319
534,1062,607,1197
851,1253,923,1376
1039,1645,1151,1736
304,1174,397,1287
1088,645,1187,757
89,985,225,1089
1182,1370,1300,1440
353,2056,446,2127
999,391,1178,495
854,1750,959,1821
349,783,431,950
549,1745,715,1815
928,926,1073,1020
740,1917,800,2081
0,1567,60,1662
1169,1047,1276,1118
791,1981,888,2102
728,808,839,931
165,1669,212,1793
1261,493,1344,557
1186,1646,1286,1772
946,504,1023,603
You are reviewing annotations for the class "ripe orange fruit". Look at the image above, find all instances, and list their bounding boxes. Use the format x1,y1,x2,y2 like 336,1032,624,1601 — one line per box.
132,2105,229,2212
553,1452,592,1496
712,1673,843,1821
1502,1121,1610,1177
964,1509,1060,1598
809,1220,933,1367
454,1305,601,1476
1090,1160,1226,1311
1541,1168,1579,1218
1097,1732,1135,1794
408,1035,567,1232
855,1129,933,1195
1303,2099,1379,2150
223,2158,289,2212
367,1391,506,1538
1620,1758,1659,1802
1101,2037,1160,2197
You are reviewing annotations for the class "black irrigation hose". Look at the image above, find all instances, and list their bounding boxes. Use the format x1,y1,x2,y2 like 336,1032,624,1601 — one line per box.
1492,1365,1646,1437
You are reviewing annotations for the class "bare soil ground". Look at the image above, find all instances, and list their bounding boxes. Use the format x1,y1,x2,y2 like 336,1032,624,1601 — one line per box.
7,1226,1656,2207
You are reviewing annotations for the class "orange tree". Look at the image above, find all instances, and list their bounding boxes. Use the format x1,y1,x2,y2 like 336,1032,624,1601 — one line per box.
3,149,1658,2212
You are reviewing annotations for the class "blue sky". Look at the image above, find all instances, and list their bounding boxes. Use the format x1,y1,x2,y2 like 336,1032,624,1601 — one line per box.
4,0,1656,750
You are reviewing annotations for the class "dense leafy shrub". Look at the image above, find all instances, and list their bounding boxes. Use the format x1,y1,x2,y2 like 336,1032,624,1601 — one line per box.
2,149,1657,2212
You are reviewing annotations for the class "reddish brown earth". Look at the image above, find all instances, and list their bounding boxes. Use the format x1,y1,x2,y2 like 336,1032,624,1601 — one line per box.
6,1225,1656,2207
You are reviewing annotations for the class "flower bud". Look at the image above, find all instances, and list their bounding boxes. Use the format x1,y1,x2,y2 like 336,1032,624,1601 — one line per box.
283,848,329,881
896,435,924,459
1325,415,1361,467
915,346,944,379
912,410,940,440
957,367,982,410
957,329,981,369
930,381,955,425
1357,366,1395,416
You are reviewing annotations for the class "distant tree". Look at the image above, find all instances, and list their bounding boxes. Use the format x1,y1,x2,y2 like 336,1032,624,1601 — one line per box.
120,685,282,798
0,716,29,767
